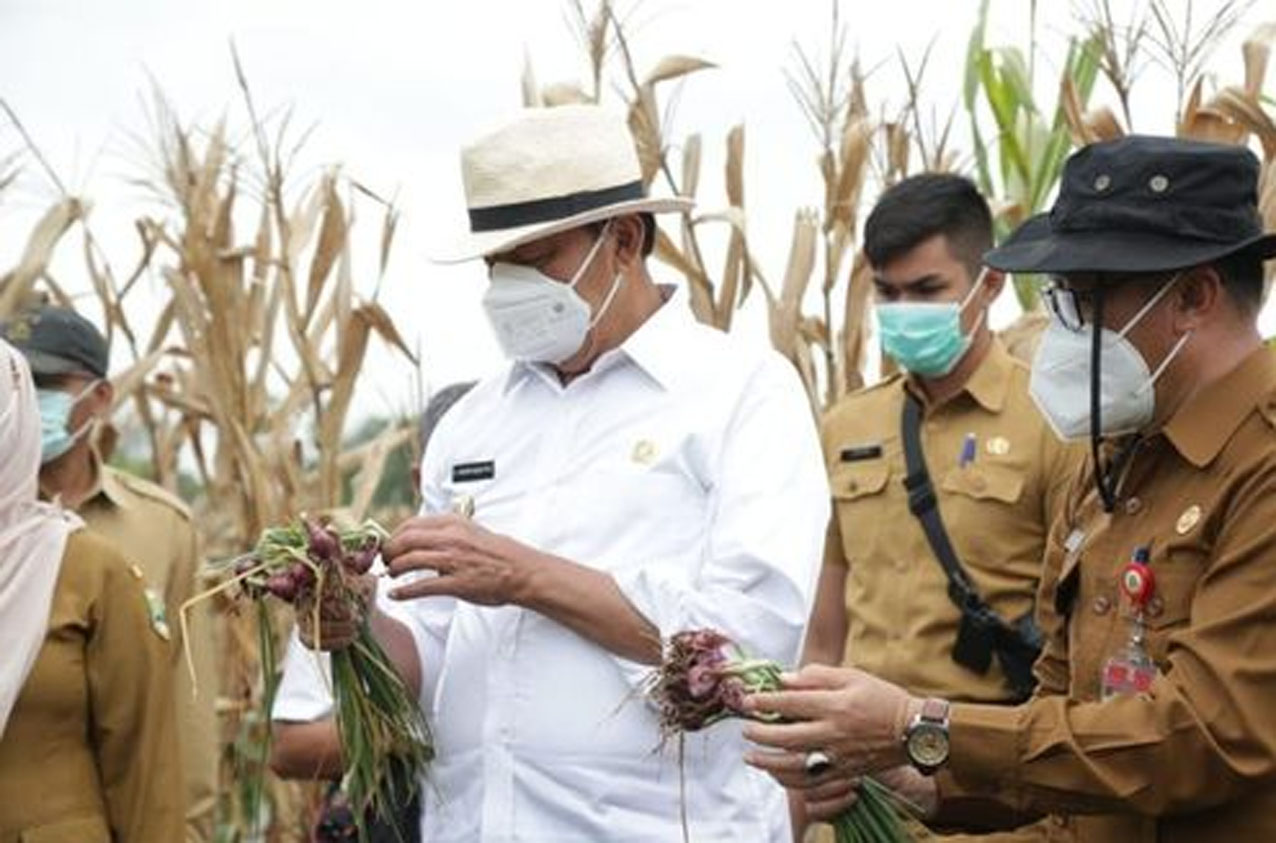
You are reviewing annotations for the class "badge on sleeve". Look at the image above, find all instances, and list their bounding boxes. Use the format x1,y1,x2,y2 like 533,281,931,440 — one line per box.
143,588,172,641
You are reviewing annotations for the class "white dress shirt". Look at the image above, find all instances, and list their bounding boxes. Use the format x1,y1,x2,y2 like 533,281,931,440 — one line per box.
402,288,830,842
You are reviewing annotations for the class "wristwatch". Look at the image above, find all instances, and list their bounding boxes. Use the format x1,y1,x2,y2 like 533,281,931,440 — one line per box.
903,698,951,775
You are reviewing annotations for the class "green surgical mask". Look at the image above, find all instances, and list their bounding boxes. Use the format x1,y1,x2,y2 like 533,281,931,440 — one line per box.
875,270,987,377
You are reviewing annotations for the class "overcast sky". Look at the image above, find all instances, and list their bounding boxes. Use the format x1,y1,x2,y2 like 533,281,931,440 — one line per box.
1,0,1271,423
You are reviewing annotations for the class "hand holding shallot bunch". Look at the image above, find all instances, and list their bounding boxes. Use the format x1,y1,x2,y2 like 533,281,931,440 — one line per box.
646,629,917,843
184,515,432,840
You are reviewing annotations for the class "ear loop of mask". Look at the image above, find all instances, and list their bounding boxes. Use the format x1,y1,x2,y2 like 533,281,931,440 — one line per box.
1088,275,1186,513
573,220,626,365
63,379,105,451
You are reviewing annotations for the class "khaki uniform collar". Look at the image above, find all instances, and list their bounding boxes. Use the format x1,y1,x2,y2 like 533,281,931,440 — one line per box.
83,450,131,509
1162,345,1276,469
906,336,1014,414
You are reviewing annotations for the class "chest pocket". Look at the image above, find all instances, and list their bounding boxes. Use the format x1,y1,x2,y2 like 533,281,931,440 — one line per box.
831,460,890,501
830,461,891,564
939,465,1024,505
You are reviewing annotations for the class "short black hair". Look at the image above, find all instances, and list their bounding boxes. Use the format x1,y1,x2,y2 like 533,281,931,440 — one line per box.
586,212,656,258
863,174,993,277
1212,250,1265,314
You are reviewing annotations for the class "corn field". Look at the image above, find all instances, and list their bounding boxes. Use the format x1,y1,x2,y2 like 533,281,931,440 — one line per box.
0,0,1273,839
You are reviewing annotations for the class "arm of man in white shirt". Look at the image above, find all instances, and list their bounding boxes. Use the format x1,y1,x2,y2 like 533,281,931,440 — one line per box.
384,355,829,675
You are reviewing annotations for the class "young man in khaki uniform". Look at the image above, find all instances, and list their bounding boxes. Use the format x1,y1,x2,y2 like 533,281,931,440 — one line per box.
801,175,1081,840
744,136,1276,843
0,307,219,843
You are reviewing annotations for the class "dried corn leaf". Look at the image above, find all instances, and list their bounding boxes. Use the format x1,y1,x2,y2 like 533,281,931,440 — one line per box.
654,227,714,323
1243,23,1276,99
306,175,347,321
543,83,593,106
347,424,412,521
682,133,702,198
0,198,85,317
110,348,168,413
627,88,664,186
832,117,871,234
1210,87,1276,159
360,300,417,364
770,210,818,359
643,55,716,87
1085,107,1125,142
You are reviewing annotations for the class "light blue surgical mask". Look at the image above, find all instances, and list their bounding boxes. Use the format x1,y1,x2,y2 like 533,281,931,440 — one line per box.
875,270,988,377
36,381,99,464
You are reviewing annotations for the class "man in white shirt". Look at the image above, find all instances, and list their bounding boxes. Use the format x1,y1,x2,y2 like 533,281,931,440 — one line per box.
270,382,475,841
305,104,830,842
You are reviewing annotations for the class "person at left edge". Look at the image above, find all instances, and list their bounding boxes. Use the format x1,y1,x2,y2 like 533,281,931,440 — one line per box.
0,306,219,843
0,337,183,842
296,104,831,842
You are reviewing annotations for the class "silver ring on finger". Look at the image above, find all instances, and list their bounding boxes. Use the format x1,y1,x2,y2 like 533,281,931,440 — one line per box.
804,749,835,777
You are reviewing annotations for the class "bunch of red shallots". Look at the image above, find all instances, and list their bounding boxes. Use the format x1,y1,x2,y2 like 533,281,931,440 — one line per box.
186,516,431,839
646,629,915,843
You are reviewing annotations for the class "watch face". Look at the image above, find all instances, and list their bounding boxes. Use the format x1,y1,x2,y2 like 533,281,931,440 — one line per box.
906,722,950,768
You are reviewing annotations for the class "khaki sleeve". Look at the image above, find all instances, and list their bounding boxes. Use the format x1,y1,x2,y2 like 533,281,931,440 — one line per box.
1029,434,1088,699
945,464,1276,818
173,522,220,843
89,553,184,842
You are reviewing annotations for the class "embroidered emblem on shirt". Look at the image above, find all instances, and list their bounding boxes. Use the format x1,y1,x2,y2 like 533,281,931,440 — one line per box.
1176,504,1202,535
631,439,658,465
985,436,1011,456
144,588,172,641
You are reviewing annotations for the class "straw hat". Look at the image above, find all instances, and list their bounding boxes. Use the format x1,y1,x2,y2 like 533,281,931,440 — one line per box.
436,105,693,263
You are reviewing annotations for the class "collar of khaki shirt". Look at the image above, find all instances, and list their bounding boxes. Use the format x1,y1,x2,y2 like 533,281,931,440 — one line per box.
504,283,685,395
1161,345,1276,468
39,447,129,510
904,335,1015,415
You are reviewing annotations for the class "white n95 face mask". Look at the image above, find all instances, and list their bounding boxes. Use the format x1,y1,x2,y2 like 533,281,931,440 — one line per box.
481,223,623,364
1029,274,1191,441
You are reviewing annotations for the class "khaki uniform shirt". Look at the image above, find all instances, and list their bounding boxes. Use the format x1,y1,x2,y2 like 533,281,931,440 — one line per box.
944,346,1276,842
78,465,218,843
0,529,183,843
822,339,1083,702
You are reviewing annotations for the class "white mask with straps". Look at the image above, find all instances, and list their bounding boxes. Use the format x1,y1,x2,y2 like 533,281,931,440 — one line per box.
1029,273,1192,441
481,222,623,364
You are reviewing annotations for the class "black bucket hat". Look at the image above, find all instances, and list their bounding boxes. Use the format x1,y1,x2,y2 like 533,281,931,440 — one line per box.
984,135,1276,277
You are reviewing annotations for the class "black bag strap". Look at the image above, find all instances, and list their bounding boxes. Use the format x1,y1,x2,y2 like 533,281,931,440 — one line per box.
899,390,984,613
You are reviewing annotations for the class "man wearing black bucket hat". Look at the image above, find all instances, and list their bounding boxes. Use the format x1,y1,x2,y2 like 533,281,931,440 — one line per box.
741,135,1276,843
300,105,830,841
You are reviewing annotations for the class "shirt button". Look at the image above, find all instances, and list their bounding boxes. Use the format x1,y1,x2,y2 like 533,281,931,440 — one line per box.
1147,596,1165,618
1124,496,1143,515
969,475,987,493
1052,814,1068,827
847,479,858,493
1092,595,1112,616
